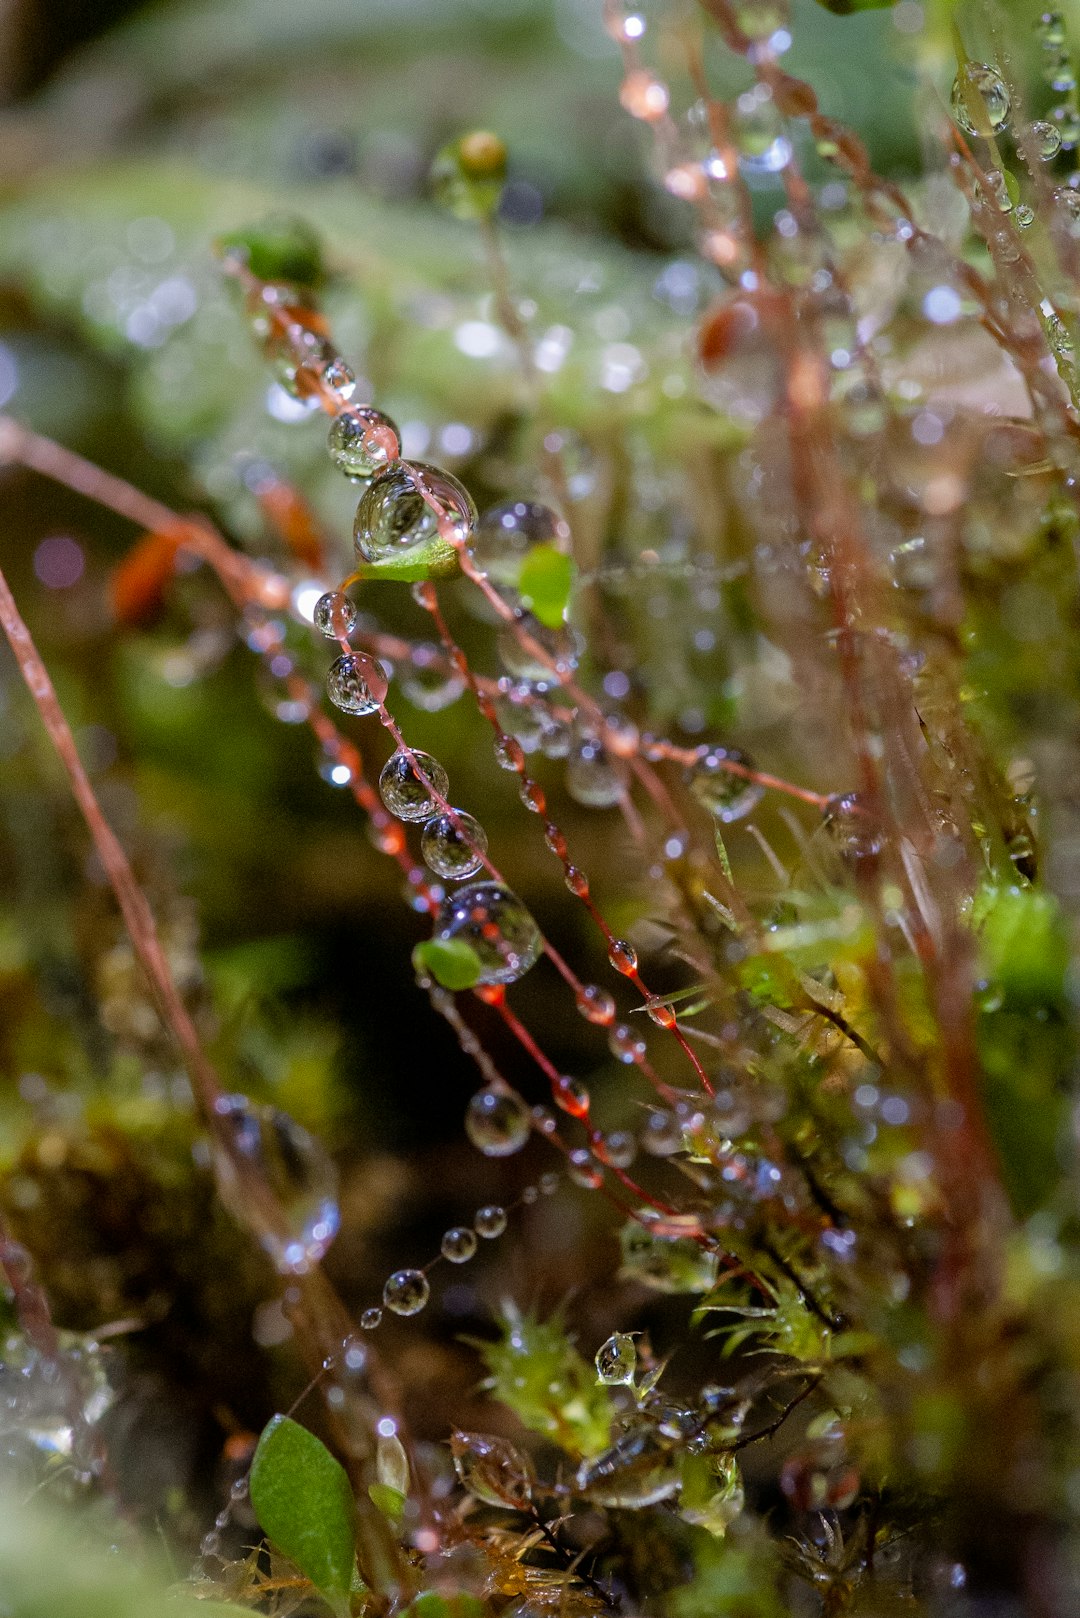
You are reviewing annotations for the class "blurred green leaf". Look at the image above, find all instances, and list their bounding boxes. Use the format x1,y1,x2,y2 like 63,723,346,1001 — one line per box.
250,1416,356,1615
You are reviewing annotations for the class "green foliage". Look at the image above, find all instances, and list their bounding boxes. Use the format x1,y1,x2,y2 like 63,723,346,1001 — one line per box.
249,1416,356,1616
518,545,575,629
475,1304,615,1459
670,1529,787,1618
412,937,483,990
216,216,325,288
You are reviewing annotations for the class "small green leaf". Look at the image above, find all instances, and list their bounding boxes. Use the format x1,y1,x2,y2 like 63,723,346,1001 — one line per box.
215,217,324,288
353,541,461,583
249,1415,356,1614
518,545,575,629
368,1482,406,1523
405,1595,485,1618
413,937,483,990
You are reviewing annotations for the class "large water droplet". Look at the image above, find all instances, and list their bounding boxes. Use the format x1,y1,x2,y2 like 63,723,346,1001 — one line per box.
451,1430,534,1508
421,810,488,879
379,749,450,821
327,653,387,715
434,881,542,985
383,1268,430,1316
466,1086,531,1156
313,591,357,640
211,1095,340,1273
354,462,475,563
468,499,570,588
474,1204,507,1238
566,737,626,807
328,406,400,480
1033,117,1064,159
950,63,1011,136
441,1226,479,1263
595,1332,637,1385
689,751,764,822
577,1429,681,1507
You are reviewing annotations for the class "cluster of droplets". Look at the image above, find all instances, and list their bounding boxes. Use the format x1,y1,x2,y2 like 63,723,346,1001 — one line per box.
238,276,358,409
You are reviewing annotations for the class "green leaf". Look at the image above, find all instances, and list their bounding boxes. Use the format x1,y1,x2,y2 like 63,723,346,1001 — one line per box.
215,216,325,287
518,545,575,629
367,1483,406,1524
413,937,483,990
404,1594,485,1618
353,542,461,583
249,1415,356,1615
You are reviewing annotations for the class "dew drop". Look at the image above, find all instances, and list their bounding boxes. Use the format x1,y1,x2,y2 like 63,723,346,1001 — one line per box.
598,1129,637,1169
553,1073,590,1117
434,881,542,985
609,1023,646,1064
689,751,764,822
379,749,450,820
328,406,400,480
466,1085,532,1156
211,1096,340,1274
595,1332,637,1385
313,591,358,640
568,1148,604,1189
1033,118,1064,159
361,1307,383,1330
383,1268,430,1316
643,1109,684,1156
355,462,476,563
576,983,616,1025
327,653,388,716
494,733,525,772
441,1226,479,1263
566,738,626,807
421,810,488,879
474,1204,507,1238
564,866,589,897
469,499,569,588
950,63,1011,136
608,939,638,976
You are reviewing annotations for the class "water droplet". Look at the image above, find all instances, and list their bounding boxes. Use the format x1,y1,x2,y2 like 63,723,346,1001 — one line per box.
576,983,616,1025
950,63,1011,136
327,653,388,715
361,1307,383,1330
608,939,638,976
466,1085,531,1156
422,810,488,879
539,1171,560,1195
735,86,792,172
1015,202,1036,228
620,68,670,122
1034,118,1064,159
643,1110,684,1156
451,1430,534,1508
441,1226,479,1263
609,1023,646,1064
689,751,764,822
383,1268,430,1316
598,1129,637,1169
379,749,450,820
595,1332,637,1385
400,657,466,712
553,1073,590,1117
328,406,400,480
494,733,525,772
434,882,542,985
826,791,884,863
497,617,581,688
313,591,357,640
564,866,589,897
577,1428,681,1507
474,1204,507,1238
568,1148,604,1189
1039,10,1067,47
321,356,356,404
566,737,626,807
469,500,569,588
211,1096,339,1273
355,462,475,563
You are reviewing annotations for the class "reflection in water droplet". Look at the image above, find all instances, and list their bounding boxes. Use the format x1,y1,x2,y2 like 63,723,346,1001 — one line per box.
211,1095,340,1273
